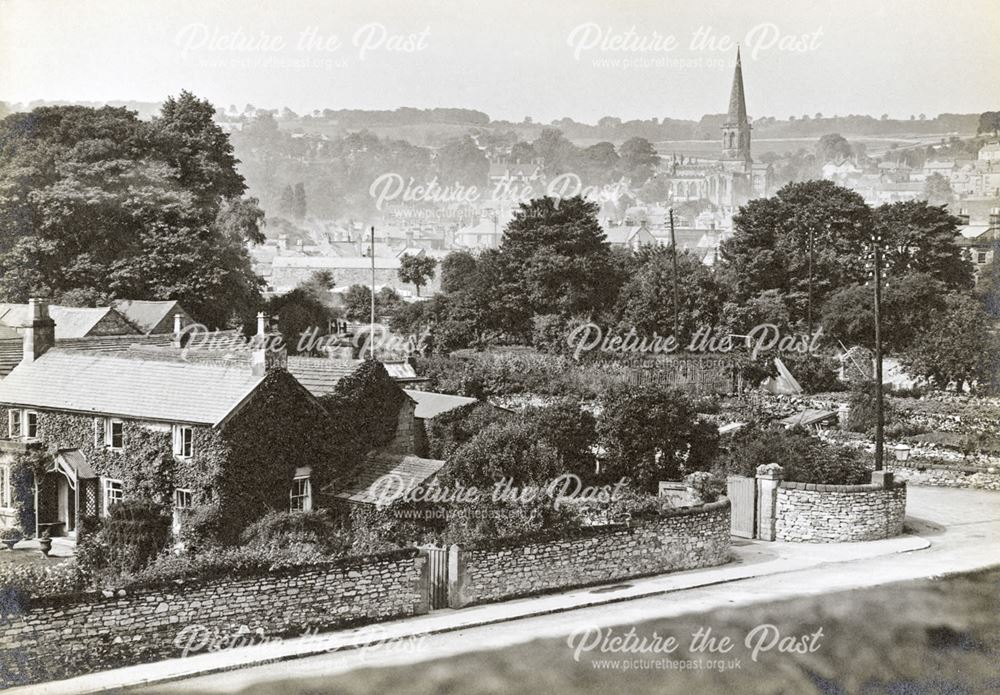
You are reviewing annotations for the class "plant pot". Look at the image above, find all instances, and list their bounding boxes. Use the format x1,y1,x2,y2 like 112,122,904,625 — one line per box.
38,537,52,556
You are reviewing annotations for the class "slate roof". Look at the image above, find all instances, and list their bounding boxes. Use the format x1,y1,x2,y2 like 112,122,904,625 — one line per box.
286,356,359,397
0,304,136,340
0,333,179,379
402,389,478,419
329,451,445,505
0,349,266,425
111,300,188,334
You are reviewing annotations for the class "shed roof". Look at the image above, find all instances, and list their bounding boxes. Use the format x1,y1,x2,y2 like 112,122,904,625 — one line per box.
329,452,445,505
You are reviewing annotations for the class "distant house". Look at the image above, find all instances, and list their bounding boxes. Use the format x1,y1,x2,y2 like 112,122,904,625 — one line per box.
604,223,657,251
0,300,334,539
111,300,194,335
957,208,1000,273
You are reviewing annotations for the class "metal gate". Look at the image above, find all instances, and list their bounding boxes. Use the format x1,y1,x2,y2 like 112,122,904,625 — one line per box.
726,475,757,538
423,546,449,610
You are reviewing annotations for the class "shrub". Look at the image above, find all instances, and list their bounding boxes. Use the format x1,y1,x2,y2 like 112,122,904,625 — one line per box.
440,418,564,489
0,561,83,602
717,424,872,486
125,544,323,588
597,383,719,491
177,504,224,552
846,383,895,434
100,499,171,574
240,510,350,556
424,402,511,460
685,471,726,503
347,502,445,555
441,495,582,546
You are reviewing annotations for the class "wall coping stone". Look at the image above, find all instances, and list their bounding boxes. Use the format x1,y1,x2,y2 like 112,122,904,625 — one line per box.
779,480,906,492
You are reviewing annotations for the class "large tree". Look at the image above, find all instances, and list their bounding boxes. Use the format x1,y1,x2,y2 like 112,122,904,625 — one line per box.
612,247,727,346
0,93,264,327
873,201,972,291
491,196,619,339
720,180,872,325
902,292,998,391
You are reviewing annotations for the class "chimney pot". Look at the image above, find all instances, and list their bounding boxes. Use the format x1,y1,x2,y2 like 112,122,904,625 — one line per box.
256,312,267,336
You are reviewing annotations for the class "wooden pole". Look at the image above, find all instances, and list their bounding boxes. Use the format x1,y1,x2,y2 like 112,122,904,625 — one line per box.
669,208,680,340
873,237,884,471
370,226,376,359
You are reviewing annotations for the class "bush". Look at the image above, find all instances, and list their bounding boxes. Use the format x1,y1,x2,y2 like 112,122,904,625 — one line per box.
441,495,582,546
717,424,872,486
347,502,445,555
125,544,323,588
0,561,83,602
685,471,726,503
99,499,171,574
240,510,350,556
597,383,719,492
424,402,511,460
177,504,224,552
846,383,895,434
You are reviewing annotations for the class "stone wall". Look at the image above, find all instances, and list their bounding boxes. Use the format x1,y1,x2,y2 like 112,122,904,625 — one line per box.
887,461,1000,491
0,549,428,686
774,481,907,543
449,500,731,608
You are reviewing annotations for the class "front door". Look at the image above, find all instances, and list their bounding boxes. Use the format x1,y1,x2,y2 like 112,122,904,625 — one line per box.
55,474,75,534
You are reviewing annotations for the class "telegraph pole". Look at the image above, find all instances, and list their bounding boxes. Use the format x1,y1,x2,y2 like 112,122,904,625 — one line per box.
370,225,376,359
669,207,680,340
871,233,884,471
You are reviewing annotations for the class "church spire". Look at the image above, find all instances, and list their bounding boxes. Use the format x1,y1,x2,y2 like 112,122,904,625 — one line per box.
721,46,752,165
727,46,748,125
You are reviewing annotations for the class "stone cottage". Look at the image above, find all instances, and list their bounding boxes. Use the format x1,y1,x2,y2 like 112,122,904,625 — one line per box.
0,299,340,541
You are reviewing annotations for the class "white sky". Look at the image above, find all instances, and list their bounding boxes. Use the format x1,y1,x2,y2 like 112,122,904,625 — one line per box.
0,0,997,123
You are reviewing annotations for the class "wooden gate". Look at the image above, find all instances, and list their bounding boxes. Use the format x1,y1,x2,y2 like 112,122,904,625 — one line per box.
423,546,449,610
726,475,757,538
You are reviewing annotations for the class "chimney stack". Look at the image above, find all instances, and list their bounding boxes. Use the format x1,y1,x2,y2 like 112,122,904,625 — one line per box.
22,298,55,363
990,207,1000,234
171,313,183,348
250,312,286,376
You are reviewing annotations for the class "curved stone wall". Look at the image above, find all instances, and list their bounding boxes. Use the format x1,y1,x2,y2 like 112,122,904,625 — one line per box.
775,481,906,543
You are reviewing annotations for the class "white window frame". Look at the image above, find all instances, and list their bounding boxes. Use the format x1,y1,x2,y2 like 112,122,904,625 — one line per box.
290,476,312,512
105,418,124,451
174,488,193,510
24,410,38,440
0,464,11,509
8,410,22,440
102,478,123,516
172,425,194,460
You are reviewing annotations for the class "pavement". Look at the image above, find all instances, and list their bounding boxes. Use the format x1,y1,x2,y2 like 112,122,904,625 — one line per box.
11,485,1000,695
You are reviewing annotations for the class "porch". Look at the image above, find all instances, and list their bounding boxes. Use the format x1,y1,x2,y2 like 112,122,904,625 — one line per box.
34,448,100,540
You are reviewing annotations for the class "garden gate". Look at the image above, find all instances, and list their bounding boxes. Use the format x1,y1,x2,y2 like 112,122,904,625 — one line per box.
423,546,450,609
726,475,757,538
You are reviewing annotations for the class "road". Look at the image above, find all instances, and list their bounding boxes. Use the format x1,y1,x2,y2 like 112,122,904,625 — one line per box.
144,486,1000,694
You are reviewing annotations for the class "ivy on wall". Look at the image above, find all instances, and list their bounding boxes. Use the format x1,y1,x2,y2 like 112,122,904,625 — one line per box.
320,358,408,482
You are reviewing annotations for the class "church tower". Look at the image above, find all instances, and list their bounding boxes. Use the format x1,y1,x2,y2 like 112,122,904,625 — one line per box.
721,47,752,171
